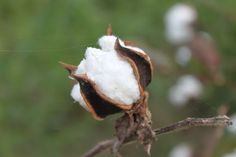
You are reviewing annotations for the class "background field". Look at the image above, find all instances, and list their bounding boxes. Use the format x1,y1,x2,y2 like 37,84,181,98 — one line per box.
0,0,236,157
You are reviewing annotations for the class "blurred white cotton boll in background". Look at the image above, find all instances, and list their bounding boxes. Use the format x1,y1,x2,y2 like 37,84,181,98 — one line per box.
222,149,236,157
165,3,197,45
169,75,203,106
175,46,192,66
169,143,192,157
227,114,236,134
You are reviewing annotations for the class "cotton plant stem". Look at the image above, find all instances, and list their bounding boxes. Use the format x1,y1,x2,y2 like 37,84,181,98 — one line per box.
82,115,232,157
154,115,231,135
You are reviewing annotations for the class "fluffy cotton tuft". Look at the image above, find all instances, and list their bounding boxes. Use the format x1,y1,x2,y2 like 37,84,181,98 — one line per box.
98,35,117,52
169,75,203,106
169,144,192,157
227,114,236,134
71,35,141,109
165,3,197,45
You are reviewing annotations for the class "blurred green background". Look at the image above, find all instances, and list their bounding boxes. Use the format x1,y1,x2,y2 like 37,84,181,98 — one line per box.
0,0,235,157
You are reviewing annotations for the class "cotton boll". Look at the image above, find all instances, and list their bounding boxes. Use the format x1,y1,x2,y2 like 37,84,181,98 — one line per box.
165,3,197,45
169,75,203,106
222,149,236,157
71,84,89,111
175,46,192,66
73,35,141,106
169,144,192,157
63,27,154,120
227,114,236,134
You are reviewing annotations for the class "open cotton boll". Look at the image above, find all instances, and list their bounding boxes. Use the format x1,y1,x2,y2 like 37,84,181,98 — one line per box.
71,35,140,107
169,144,192,157
169,75,203,106
227,114,236,134
165,3,197,45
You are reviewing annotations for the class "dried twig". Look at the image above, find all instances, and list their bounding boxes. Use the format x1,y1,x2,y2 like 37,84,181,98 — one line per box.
82,115,232,157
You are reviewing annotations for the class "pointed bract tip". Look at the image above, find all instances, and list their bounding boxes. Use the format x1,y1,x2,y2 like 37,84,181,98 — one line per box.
106,24,113,36
59,61,77,74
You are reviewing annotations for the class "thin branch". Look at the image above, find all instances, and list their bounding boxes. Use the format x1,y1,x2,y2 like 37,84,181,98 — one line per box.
82,115,232,157
154,115,231,135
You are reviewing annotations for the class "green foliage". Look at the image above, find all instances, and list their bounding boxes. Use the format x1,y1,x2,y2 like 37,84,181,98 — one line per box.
0,0,235,156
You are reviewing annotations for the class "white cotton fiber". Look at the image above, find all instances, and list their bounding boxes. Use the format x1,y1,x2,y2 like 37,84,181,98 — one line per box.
71,84,89,111
98,35,117,52
71,35,141,109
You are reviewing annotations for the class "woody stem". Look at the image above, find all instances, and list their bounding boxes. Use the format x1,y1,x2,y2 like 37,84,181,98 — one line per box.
82,115,232,157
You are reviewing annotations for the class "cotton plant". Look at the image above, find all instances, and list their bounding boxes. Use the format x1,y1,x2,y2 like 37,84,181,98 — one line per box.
61,26,155,154
60,26,231,157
